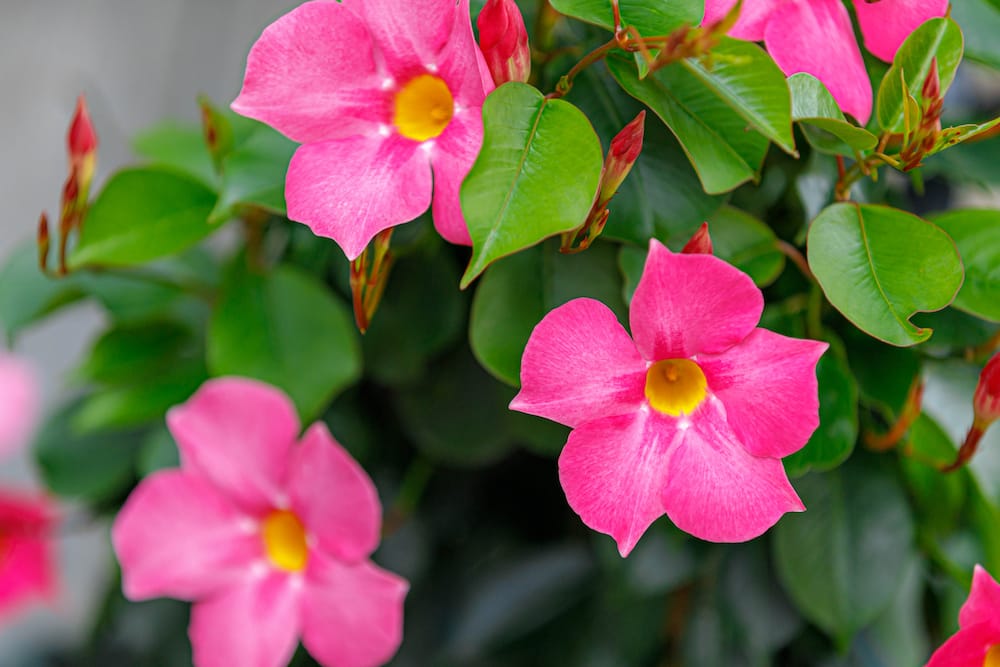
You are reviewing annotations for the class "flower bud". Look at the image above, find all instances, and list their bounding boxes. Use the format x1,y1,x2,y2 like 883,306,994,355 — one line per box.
974,353,1000,428
598,110,645,205
37,212,50,273
477,0,531,86
67,95,97,165
681,222,713,254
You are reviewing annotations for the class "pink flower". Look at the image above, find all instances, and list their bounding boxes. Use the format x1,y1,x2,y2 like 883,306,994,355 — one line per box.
703,0,948,124
510,240,827,554
232,0,493,260
0,491,57,620
925,565,1000,667
0,353,39,459
112,378,407,667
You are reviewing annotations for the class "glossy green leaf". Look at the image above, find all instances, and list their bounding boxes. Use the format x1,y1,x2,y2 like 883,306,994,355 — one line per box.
75,321,192,385
608,38,794,194
209,123,296,223
460,83,604,287
876,18,963,132
901,413,966,534
773,460,915,647
930,209,1000,322
788,73,878,156
548,0,701,36
469,240,626,386
132,121,217,189
71,168,220,268
807,203,963,346
207,264,361,420
0,244,86,341
930,117,1000,157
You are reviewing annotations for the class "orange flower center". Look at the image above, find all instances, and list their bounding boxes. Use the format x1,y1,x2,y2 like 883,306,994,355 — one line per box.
393,74,454,142
261,509,308,572
985,645,1000,667
644,359,707,417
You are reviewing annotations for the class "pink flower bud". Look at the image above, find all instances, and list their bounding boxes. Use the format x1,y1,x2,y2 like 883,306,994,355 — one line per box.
681,222,713,254
477,0,531,86
598,110,645,205
974,353,1000,427
67,95,97,166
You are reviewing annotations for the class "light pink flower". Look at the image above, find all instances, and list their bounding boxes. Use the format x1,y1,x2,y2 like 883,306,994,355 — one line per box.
925,565,1000,667
0,353,39,460
0,491,57,620
232,0,493,260
112,378,407,667
703,0,948,124
510,240,827,554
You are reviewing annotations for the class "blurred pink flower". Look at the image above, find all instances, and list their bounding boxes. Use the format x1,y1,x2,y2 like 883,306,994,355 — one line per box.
0,353,39,459
232,0,493,260
703,0,948,124
925,565,1000,667
0,491,57,620
112,378,407,667
511,240,827,554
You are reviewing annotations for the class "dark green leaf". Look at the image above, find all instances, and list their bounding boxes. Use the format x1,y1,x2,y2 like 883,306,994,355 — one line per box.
75,321,192,385
0,244,86,341
901,413,966,534
209,123,296,223
548,0,701,36
930,209,1000,322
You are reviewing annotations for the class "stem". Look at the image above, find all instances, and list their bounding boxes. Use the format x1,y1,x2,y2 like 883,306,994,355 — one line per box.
548,38,618,98
941,421,988,472
865,380,924,451
776,239,814,283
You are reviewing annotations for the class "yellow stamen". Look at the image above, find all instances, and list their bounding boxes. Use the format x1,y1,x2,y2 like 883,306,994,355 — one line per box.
985,645,1000,667
261,510,308,572
393,74,454,142
644,358,708,417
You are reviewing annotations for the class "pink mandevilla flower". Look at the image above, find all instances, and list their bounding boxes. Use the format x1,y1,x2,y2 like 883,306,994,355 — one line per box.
0,353,39,459
0,491,56,619
703,0,949,124
112,378,407,667
511,240,827,554
925,565,1000,667
232,0,493,260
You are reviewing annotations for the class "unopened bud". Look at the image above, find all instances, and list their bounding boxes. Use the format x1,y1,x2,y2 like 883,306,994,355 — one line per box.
37,213,50,273
681,222,713,254
67,95,97,165
477,0,531,86
974,353,1000,428
922,58,940,102
599,111,645,205
198,95,235,172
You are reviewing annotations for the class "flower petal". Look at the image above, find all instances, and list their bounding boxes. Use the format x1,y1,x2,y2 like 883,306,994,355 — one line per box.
112,470,261,601
559,410,679,556
231,1,386,144
662,399,804,542
429,111,483,246
301,554,408,667
702,0,782,41
925,621,1000,667
437,0,494,106
763,0,872,124
853,0,948,63
699,328,828,459
289,424,381,564
511,298,647,429
286,134,432,260
960,565,1000,629
629,240,763,361
189,572,302,667
0,492,55,619
168,377,300,513
0,354,38,459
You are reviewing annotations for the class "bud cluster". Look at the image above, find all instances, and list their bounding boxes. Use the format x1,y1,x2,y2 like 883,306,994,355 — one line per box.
900,59,944,172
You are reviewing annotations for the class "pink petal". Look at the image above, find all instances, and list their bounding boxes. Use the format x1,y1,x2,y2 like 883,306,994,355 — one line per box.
286,134,432,260
763,0,872,124
699,329,828,459
662,399,804,542
289,424,381,564
0,354,39,459
629,240,763,361
189,572,302,667
436,0,495,107
168,378,300,514
112,470,261,601
510,298,647,429
429,111,483,246
231,1,387,144
925,621,1000,667
0,492,56,619
960,565,1000,629
559,410,678,556
301,553,408,667
702,0,783,41
853,0,948,63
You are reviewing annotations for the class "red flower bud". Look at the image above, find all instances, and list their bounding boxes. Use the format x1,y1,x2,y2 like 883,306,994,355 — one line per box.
681,222,713,255
67,95,97,165
974,353,1000,427
598,110,645,205
37,213,50,273
477,0,530,86
921,58,940,102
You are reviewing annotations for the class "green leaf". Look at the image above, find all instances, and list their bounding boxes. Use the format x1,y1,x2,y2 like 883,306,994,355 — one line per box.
929,118,1000,156
930,209,1000,322
136,426,181,477
460,83,604,287
0,244,86,341
469,240,626,386
788,73,878,156
71,168,220,268
901,413,966,534
807,203,963,346
951,0,1000,70
133,121,217,189
548,0,701,36
608,38,794,194
209,123,297,223
876,17,964,133
207,263,361,420
773,459,915,647
76,321,192,385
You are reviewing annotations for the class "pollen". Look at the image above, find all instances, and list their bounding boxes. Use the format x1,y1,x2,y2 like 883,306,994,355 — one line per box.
644,358,708,417
261,509,308,573
986,645,1000,667
393,74,454,142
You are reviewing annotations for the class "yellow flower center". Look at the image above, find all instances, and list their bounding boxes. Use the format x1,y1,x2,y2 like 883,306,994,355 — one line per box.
985,645,1000,667
644,358,708,417
393,74,454,142
261,509,308,572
